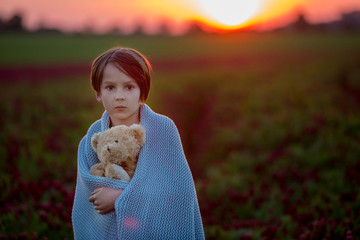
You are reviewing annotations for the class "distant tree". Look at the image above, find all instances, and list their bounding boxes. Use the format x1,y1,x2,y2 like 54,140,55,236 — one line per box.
8,14,24,31
186,20,206,35
35,21,61,34
157,19,172,36
106,26,122,35
130,23,147,36
293,13,310,31
0,13,26,32
82,25,96,35
0,17,4,31
341,11,360,31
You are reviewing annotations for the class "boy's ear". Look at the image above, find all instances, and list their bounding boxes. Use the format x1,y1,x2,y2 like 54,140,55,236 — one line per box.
91,133,101,151
129,125,145,146
96,92,102,102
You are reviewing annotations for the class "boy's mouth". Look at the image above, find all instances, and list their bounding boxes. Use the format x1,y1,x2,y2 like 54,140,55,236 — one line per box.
115,105,126,110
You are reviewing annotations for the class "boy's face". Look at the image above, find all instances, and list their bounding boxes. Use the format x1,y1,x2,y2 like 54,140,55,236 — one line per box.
96,63,141,127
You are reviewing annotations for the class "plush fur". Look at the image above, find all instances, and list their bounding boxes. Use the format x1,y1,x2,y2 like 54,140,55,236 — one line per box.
90,124,145,181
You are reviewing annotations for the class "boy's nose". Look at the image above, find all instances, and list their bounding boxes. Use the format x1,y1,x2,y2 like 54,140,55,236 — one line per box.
115,90,125,100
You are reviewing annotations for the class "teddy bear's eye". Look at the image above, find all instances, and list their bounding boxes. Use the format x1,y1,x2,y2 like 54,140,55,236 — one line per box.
115,140,119,143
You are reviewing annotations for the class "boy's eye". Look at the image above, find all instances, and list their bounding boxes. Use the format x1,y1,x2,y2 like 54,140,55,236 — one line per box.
105,85,115,90
125,85,134,90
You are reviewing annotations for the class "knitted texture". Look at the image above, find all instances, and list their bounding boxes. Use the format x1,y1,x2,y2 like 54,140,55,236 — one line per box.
72,104,205,239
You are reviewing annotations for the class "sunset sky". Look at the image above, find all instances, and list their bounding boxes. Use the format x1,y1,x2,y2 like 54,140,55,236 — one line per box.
0,0,360,34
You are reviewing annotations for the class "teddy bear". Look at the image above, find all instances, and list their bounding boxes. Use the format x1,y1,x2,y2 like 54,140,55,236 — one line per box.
89,124,145,182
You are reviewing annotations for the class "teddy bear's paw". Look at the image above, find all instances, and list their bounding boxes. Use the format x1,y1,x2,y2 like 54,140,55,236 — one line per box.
90,163,106,177
107,164,131,182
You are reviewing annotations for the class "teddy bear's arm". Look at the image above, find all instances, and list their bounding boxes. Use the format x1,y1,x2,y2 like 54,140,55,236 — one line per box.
106,164,131,182
90,163,106,177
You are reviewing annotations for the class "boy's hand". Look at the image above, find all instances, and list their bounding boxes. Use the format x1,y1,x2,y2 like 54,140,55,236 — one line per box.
89,187,123,214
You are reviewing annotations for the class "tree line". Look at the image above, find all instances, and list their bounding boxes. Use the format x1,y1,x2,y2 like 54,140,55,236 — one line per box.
1,11,360,35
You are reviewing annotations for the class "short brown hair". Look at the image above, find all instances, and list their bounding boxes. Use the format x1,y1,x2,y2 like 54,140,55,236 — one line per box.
90,47,152,102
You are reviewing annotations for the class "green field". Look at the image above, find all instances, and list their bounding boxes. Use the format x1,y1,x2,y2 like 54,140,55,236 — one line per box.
1,32,360,239
1,32,359,64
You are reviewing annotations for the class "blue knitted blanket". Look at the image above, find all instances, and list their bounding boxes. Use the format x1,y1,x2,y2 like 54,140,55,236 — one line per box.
72,104,204,239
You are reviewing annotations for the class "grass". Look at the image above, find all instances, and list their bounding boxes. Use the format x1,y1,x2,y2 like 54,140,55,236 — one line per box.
0,32,360,239
0,32,360,65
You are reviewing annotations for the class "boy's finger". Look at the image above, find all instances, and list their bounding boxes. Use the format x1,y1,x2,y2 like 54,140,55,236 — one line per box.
91,188,101,195
89,196,95,202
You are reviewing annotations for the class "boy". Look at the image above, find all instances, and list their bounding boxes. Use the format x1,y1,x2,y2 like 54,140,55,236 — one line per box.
72,47,204,239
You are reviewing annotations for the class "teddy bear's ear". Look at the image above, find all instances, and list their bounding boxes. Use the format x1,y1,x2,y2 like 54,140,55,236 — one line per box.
129,124,145,146
91,132,101,151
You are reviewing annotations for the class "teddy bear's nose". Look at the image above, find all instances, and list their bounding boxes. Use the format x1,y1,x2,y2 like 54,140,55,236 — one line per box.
115,140,119,143
107,147,111,153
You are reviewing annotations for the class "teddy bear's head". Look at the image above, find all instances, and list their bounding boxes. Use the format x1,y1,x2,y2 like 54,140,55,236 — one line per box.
91,124,145,166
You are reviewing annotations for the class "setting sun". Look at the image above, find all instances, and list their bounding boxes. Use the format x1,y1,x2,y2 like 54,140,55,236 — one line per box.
198,0,261,29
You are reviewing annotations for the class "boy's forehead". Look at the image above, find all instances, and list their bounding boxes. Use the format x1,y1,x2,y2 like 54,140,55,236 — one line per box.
103,63,126,76
102,64,135,83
